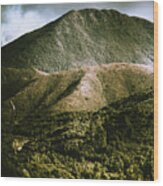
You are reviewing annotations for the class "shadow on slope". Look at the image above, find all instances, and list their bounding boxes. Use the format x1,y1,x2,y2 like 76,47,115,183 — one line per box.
1,90,154,180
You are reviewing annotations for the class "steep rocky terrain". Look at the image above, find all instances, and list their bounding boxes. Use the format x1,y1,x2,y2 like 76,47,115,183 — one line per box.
2,9,153,72
1,9,154,180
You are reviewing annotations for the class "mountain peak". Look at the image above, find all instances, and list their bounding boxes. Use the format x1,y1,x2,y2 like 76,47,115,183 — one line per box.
2,9,153,72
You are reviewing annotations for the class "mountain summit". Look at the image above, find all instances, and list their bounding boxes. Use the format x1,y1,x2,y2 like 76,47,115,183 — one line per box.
2,9,153,72
1,8,154,179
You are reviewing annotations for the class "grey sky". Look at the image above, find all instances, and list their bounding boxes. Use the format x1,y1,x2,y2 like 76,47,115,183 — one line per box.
1,1,154,46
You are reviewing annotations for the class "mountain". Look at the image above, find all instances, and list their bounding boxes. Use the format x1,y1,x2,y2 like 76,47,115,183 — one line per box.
1,9,153,72
1,9,154,180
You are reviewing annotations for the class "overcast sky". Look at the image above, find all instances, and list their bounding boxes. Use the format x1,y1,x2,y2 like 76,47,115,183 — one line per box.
1,1,154,46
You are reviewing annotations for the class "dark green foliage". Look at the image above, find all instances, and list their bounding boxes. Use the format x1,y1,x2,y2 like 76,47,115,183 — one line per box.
1,90,154,180
1,68,35,100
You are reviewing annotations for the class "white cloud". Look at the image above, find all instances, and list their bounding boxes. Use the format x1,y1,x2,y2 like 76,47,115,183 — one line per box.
1,6,53,46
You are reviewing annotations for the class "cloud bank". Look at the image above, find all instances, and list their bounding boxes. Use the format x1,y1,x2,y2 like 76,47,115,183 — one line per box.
1,5,57,45
1,1,154,46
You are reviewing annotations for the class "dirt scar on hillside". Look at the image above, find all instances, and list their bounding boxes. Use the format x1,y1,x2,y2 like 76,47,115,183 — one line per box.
34,68,50,76
80,71,100,97
80,78,92,96
137,64,153,73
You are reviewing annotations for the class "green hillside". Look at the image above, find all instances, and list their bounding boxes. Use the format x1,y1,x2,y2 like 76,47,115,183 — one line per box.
2,63,153,122
1,88,154,180
1,63,153,179
2,9,153,72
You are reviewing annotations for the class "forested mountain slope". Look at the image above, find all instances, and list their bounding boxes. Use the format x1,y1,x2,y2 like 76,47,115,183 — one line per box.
2,9,153,72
